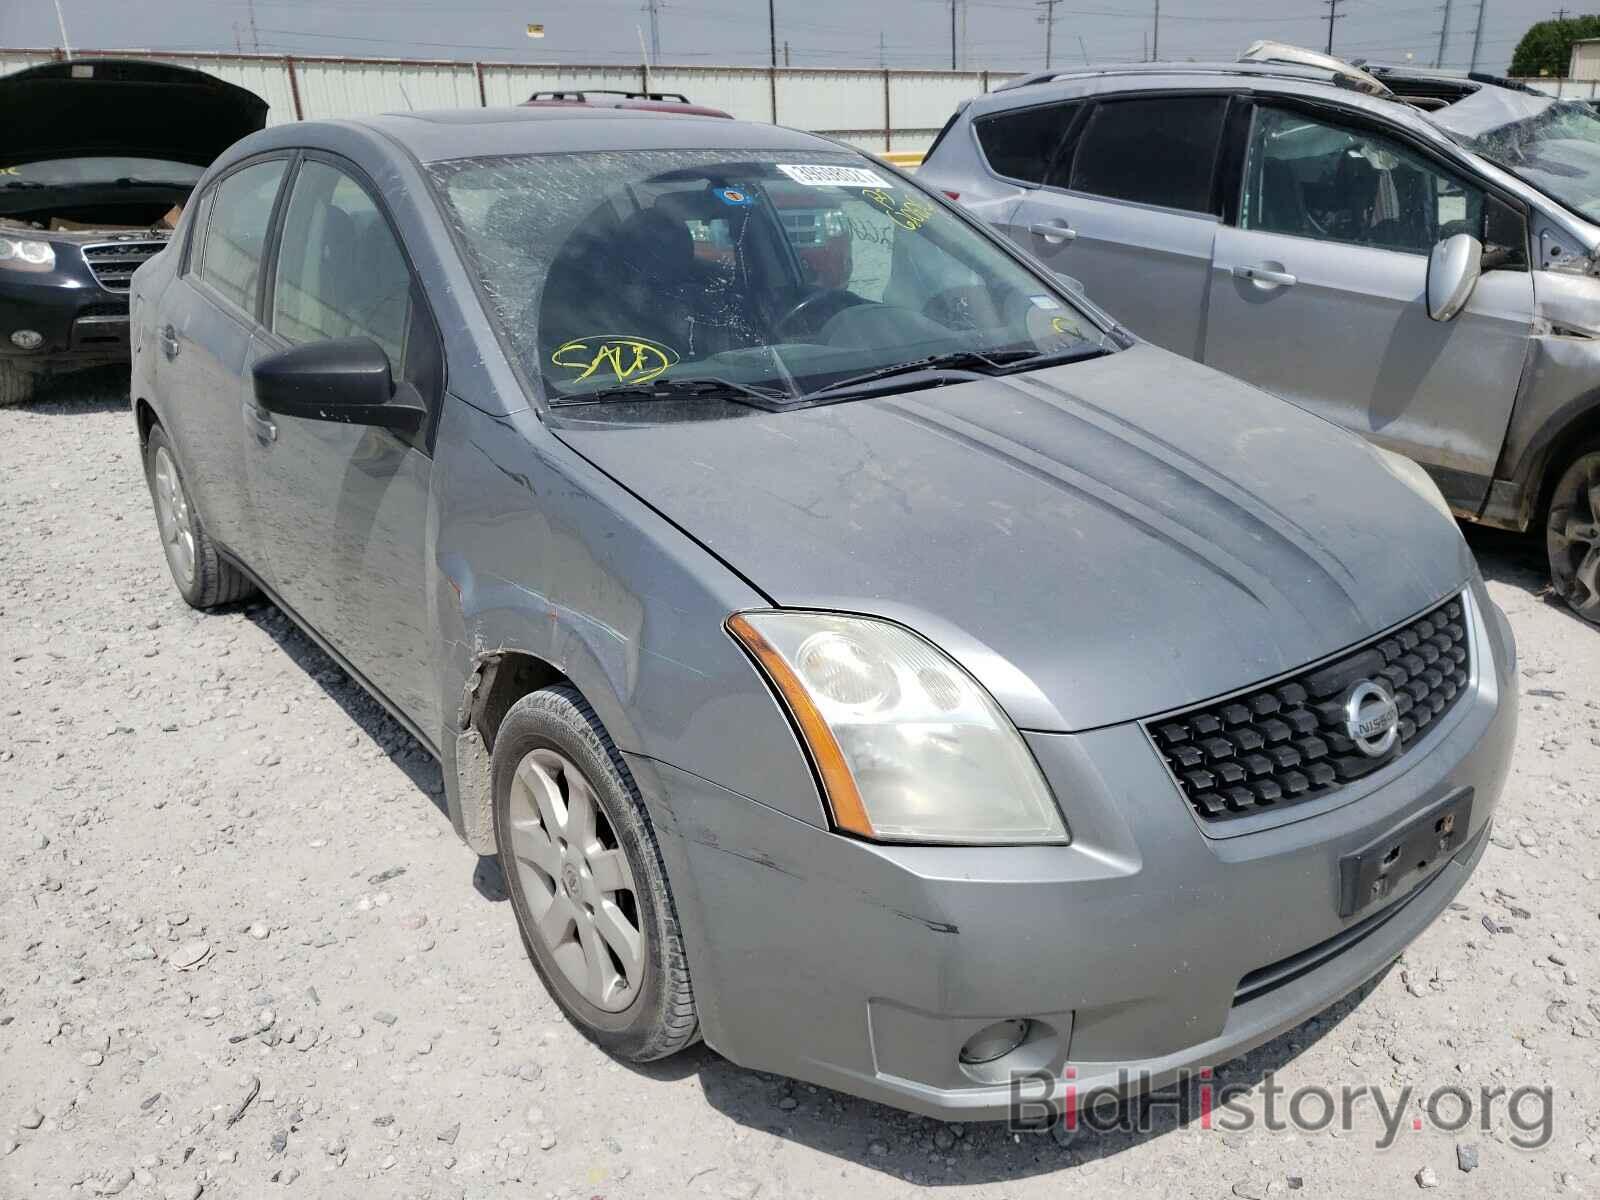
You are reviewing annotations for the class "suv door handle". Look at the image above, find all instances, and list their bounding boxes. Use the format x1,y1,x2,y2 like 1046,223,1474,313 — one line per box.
242,402,277,444
1231,265,1298,287
1028,221,1077,245
159,325,180,360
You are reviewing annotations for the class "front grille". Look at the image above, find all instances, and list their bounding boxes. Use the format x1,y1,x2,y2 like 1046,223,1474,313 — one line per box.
78,300,129,318
1151,594,1471,822
81,240,167,292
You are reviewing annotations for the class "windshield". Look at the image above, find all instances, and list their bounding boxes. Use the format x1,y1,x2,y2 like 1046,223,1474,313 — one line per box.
1436,88,1600,221
428,149,1113,406
0,156,205,188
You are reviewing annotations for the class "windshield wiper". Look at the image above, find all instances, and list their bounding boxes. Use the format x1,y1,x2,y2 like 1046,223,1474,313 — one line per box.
112,176,196,189
805,344,1109,400
548,376,791,409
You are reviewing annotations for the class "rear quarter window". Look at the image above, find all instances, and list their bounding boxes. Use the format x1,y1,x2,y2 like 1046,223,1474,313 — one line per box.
975,102,1079,184
1068,95,1228,214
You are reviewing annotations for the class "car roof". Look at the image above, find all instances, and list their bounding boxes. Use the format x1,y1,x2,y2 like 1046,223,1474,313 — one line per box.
289,105,836,164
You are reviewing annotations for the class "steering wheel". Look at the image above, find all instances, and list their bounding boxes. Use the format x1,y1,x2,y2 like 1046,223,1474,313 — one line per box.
773,288,861,340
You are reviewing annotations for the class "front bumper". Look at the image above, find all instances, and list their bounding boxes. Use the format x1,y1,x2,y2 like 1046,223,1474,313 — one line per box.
630,581,1517,1120
0,240,157,375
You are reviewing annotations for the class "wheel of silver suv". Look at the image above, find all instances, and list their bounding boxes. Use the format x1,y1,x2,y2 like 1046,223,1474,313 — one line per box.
1547,444,1600,625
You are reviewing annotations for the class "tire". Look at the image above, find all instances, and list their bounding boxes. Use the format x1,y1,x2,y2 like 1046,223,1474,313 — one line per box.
0,361,37,407
492,686,698,1061
1546,442,1600,625
142,424,256,609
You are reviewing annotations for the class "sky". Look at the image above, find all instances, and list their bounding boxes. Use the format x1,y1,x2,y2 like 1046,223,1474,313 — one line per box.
1,0,1538,76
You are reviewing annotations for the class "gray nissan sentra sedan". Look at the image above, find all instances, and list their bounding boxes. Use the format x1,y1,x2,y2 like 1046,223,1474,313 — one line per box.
128,105,1518,1120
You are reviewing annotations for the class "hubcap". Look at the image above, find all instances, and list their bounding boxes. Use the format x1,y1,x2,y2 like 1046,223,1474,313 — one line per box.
507,748,644,1012
151,445,196,587
1548,454,1600,616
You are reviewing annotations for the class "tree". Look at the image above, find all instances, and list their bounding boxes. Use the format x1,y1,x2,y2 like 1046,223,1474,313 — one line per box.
1511,15,1600,77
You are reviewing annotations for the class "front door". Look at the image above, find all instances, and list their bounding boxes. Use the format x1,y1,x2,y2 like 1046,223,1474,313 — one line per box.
242,156,441,736
1203,103,1534,512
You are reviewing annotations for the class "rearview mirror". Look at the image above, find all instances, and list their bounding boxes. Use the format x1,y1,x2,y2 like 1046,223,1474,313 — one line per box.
252,337,424,434
1425,233,1482,323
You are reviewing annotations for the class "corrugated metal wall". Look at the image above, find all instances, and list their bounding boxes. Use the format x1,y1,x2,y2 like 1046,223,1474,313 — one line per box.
0,49,1019,153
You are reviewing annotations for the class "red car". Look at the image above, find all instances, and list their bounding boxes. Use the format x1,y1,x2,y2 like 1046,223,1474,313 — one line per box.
522,90,732,119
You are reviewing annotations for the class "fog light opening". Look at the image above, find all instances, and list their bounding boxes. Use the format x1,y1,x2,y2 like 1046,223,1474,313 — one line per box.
10,329,43,350
958,1018,1032,1066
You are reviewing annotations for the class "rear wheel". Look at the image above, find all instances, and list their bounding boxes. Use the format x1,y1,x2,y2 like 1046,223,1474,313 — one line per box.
1546,443,1600,624
0,361,37,407
492,686,697,1061
142,425,256,609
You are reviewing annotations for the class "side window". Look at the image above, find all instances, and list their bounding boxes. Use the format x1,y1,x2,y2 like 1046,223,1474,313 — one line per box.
197,159,288,315
1241,106,1492,258
1068,96,1227,213
975,102,1079,185
271,160,412,367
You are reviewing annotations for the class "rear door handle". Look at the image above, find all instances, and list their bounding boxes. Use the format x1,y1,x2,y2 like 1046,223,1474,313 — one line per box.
242,402,277,444
1231,265,1298,287
1028,221,1077,245
159,324,179,360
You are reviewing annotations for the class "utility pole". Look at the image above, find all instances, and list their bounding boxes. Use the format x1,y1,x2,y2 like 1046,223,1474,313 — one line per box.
1468,0,1487,71
879,30,887,68
950,0,957,69
768,0,777,68
1036,0,1060,70
1434,0,1453,68
1323,0,1345,55
1152,0,1160,61
246,0,260,51
783,39,790,67
643,0,662,64
1078,34,1090,64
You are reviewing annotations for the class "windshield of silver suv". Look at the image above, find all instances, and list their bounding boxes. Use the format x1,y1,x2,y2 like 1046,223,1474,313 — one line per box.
429,149,1114,407
1434,88,1600,222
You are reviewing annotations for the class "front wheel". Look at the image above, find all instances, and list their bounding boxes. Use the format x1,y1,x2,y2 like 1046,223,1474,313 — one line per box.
1545,442,1600,624
142,425,256,609
492,686,698,1061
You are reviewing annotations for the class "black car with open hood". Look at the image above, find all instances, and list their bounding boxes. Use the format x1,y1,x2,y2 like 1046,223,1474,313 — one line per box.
0,58,268,405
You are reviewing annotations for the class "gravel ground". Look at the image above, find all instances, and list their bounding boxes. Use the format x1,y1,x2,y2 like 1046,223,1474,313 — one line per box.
2,376,1599,1200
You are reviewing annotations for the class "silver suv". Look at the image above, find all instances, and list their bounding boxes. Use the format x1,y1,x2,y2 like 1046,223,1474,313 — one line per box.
920,45,1600,623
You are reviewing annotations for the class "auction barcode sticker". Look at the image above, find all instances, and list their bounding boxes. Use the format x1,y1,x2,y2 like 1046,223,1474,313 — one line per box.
776,164,890,188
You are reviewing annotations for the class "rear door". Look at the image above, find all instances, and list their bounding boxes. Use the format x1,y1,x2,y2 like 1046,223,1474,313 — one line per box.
242,154,443,734
156,155,290,560
1203,102,1534,510
963,99,1083,237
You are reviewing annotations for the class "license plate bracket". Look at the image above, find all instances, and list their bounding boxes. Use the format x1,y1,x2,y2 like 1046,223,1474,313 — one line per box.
1338,788,1474,918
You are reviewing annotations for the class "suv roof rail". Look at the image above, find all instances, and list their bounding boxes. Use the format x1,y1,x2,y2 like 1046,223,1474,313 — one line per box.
1238,40,1392,96
527,88,692,103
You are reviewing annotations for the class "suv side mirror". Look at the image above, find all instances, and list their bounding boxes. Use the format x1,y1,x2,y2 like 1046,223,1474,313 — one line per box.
252,337,424,434
1426,233,1483,323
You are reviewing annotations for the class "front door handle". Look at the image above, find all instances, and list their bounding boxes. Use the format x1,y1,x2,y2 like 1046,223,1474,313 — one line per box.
1028,220,1077,246
1231,264,1298,287
242,402,277,444
159,324,179,360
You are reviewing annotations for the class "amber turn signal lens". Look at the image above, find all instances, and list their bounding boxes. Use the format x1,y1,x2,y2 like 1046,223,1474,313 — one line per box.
726,613,875,838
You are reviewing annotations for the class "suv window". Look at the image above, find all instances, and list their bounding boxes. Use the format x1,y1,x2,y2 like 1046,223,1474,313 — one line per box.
1068,96,1227,213
1241,106,1503,258
197,159,287,315
975,102,1078,184
272,161,412,365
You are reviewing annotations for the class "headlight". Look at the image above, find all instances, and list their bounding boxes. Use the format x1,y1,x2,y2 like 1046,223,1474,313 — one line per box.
1372,445,1454,523
728,611,1067,844
0,237,56,273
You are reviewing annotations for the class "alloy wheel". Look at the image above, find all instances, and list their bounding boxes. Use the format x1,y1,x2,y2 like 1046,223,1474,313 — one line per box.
1548,451,1600,621
151,444,196,588
505,747,644,1012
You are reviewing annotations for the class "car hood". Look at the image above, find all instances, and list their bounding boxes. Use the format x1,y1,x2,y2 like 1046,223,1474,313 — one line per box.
0,58,268,168
555,345,1475,732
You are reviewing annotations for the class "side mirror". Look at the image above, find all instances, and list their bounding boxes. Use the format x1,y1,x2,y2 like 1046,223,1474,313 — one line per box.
1426,233,1482,323
252,336,424,434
